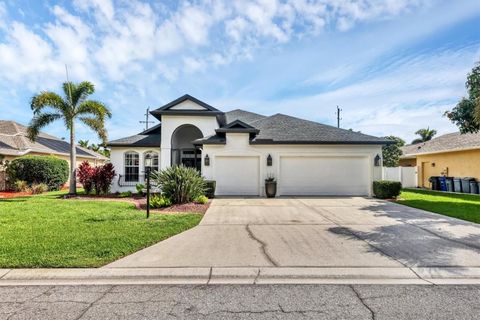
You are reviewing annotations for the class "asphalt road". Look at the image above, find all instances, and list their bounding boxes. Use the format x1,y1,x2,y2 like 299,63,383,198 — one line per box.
1,284,480,319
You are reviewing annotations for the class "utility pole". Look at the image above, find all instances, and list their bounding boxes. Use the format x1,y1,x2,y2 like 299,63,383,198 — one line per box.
139,107,154,131
336,106,342,128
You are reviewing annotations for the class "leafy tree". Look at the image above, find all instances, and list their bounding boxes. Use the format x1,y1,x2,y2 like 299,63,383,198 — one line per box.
445,61,480,133
411,127,437,144
28,81,111,195
382,136,405,167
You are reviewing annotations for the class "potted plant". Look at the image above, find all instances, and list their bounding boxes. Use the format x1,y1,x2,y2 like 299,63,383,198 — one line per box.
265,175,277,198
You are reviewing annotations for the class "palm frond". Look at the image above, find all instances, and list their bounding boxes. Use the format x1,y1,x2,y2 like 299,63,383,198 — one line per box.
31,92,68,115
27,113,62,141
79,116,108,143
76,100,112,120
64,81,95,107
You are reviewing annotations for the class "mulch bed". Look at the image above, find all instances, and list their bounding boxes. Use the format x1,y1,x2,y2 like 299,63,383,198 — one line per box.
137,199,210,214
0,191,32,199
68,194,210,214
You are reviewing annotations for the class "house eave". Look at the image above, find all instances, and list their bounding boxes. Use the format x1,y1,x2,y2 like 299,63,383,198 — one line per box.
250,140,391,145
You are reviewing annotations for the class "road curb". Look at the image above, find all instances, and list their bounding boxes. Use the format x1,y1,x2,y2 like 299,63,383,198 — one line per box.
1,267,480,286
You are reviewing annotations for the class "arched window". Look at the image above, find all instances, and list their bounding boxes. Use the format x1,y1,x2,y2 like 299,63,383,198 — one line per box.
144,151,159,174
124,151,139,182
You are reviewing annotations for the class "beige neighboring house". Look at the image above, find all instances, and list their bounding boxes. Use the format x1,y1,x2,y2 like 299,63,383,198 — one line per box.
399,131,480,188
0,120,108,190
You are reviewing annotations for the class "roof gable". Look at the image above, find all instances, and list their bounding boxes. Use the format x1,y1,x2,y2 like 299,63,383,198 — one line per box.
150,94,223,120
216,120,260,134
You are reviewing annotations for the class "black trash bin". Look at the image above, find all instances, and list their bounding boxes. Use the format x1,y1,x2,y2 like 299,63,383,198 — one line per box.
469,180,479,194
445,177,454,192
429,176,440,191
461,177,476,194
453,178,463,193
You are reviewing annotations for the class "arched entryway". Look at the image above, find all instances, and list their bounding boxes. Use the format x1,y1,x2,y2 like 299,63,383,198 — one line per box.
171,124,203,171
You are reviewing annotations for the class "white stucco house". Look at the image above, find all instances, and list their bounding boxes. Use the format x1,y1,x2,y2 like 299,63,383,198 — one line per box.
107,94,389,197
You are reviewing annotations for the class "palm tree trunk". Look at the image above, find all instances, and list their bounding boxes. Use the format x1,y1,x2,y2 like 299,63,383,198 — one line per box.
69,122,77,195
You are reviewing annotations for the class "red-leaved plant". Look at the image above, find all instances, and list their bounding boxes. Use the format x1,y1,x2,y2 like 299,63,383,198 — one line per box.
93,163,115,195
77,161,116,195
77,161,95,194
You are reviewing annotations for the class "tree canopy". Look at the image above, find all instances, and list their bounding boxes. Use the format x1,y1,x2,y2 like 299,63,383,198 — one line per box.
382,136,405,167
445,60,480,133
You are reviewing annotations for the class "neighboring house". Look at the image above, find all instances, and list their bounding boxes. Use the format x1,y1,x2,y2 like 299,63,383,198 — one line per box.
399,132,480,188
108,95,390,196
0,120,108,187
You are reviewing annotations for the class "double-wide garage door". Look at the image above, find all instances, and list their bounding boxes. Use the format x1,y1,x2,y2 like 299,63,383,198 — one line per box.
214,155,370,196
279,156,370,196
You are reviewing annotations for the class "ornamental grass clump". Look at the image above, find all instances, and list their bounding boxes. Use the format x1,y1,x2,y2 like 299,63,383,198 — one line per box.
151,165,206,204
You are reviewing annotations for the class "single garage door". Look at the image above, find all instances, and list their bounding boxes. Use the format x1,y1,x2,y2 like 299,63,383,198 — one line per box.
215,156,260,196
279,156,370,196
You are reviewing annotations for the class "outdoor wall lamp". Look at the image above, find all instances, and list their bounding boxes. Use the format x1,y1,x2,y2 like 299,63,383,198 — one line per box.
144,153,152,219
374,154,381,167
267,154,273,166
204,154,210,166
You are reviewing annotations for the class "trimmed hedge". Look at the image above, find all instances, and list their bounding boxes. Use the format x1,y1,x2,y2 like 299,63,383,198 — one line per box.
373,180,402,199
6,155,69,190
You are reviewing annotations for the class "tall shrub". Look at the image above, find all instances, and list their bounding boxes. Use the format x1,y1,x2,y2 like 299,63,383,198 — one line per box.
77,161,95,194
94,163,115,195
6,155,68,190
152,165,206,204
77,162,115,195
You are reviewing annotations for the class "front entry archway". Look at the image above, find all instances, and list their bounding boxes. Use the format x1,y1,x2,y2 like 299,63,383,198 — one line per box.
171,125,203,171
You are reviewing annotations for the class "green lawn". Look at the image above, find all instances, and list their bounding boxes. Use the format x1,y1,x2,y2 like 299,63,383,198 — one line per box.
397,188,480,224
0,191,202,268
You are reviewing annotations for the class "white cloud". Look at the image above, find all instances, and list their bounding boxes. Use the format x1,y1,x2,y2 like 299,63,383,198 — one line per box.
0,22,62,88
176,5,212,45
183,57,206,73
74,0,115,22
0,1,7,29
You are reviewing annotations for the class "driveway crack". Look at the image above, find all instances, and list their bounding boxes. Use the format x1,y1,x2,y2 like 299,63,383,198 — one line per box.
245,225,279,266
350,285,375,320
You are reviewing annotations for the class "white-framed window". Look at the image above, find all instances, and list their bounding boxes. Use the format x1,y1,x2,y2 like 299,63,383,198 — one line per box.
124,151,139,182
144,151,159,174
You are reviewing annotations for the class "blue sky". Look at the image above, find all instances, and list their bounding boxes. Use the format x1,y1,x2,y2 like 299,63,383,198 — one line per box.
0,0,479,144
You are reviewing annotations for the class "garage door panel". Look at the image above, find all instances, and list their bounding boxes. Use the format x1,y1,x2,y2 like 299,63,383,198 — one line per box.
279,156,370,196
215,156,259,196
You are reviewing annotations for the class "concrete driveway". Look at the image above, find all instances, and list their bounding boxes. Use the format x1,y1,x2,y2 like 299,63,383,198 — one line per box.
107,197,480,269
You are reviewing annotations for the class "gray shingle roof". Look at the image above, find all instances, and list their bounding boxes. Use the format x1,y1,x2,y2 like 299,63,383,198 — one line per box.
401,132,480,156
249,114,390,145
224,109,266,125
109,107,389,147
107,123,161,147
0,120,107,159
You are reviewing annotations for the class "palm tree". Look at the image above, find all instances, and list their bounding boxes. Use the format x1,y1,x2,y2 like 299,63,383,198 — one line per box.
78,139,89,148
411,127,437,144
28,81,111,195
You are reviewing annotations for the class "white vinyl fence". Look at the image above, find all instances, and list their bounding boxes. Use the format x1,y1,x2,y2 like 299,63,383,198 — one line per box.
382,167,417,188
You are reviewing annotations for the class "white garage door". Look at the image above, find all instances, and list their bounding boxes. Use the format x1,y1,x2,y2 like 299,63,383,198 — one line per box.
279,156,370,196
215,156,260,196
